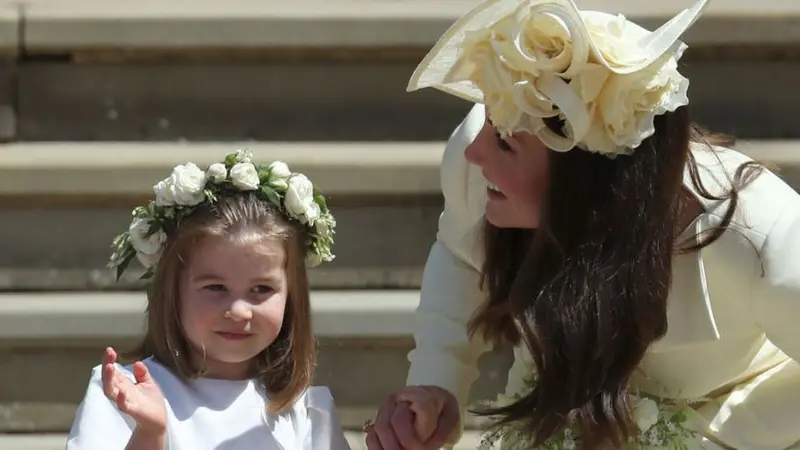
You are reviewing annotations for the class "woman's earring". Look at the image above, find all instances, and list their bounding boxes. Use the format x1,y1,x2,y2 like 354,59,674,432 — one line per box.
223,310,232,319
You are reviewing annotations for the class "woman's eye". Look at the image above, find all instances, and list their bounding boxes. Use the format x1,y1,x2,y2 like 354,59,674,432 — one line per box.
494,130,513,152
204,284,227,292
252,285,274,295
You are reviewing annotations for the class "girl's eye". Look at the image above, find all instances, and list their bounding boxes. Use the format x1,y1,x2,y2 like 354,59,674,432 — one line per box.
252,285,274,295
204,284,227,292
494,130,513,152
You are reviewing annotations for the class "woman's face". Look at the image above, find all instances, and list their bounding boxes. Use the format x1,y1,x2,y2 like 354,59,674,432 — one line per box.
465,114,549,229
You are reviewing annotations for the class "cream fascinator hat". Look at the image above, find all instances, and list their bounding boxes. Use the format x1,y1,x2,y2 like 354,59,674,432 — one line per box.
407,0,709,156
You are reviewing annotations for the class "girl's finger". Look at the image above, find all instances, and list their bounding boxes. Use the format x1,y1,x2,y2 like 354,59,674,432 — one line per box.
132,361,153,385
365,429,382,450
102,363,119,401
391,401,424,450
374,401,403,450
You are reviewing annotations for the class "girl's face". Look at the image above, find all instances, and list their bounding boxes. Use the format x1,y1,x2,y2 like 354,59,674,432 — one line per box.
464,113,550,229
179,234,288,380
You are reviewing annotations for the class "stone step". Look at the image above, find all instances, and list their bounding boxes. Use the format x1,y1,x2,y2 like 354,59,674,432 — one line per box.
8,58,800,141
13,0,800,57
1,140,799,291
0,431,484,449
0,291,512,432
0,141,443,290
0,2,795,141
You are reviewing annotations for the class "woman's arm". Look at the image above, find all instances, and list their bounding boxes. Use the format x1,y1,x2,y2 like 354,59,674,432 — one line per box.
405,237,491,444
709,189,800,450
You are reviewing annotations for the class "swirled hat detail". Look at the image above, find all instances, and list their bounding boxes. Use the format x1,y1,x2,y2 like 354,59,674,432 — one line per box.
407,0,709,156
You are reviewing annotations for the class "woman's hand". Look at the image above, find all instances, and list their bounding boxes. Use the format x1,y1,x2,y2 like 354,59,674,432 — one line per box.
366,385,460,450
101,347,167,437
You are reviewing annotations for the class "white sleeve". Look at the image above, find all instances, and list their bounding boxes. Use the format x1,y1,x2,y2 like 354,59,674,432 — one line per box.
754,199,800,362
709,188,800,449
405,238,491,445
303,386,351,450
66,365,136,450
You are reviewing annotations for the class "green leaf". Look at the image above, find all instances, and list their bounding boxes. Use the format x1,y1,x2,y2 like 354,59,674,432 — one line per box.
115,253,136,282
314,193,328,211
204,188,218,203
224,153,238,168
261,186,281,206
146,220,162,237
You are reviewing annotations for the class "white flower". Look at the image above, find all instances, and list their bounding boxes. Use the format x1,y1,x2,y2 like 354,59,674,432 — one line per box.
153,179,175,206
583,55,687,154
136,249,162,269
633,397,660,432
445,3,688,155
267,161,292,190
304,201,321,224
128,217,166,268
235,149,253,163
315,214,335,238
284,173,315,221
206,163,228,183
153,162,207,206
229,162,260,190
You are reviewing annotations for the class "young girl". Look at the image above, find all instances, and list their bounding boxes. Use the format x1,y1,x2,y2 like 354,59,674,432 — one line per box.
66,150,349,450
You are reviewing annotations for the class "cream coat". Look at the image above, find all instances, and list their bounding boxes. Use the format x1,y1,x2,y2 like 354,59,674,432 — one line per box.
406,104,800,449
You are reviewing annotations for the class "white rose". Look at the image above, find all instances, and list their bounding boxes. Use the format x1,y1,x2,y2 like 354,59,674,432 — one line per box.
128,217,166,268
136,249,162,269
206,163,228,183
582,54,687,154
235,149,253,163
153,179,175,206
162,163,207,206
304,201,321,224
267,161,292,190
229,162,260,190
284,174,315,220
633,397,660,432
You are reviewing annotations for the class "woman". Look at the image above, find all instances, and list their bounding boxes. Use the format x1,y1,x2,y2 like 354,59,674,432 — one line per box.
367,0,800,449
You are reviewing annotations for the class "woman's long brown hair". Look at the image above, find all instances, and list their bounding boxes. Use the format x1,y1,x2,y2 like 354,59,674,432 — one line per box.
468,106,764,448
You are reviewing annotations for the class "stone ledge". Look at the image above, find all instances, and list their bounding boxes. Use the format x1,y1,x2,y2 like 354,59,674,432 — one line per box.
0,267,424,291
0,140,799,200
0,141,443,197
16,0,800,52
0,290,419,341
0,431,484,449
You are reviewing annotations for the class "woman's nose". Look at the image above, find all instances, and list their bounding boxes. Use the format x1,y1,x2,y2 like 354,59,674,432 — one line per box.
464,139,484,167
464,123,492,167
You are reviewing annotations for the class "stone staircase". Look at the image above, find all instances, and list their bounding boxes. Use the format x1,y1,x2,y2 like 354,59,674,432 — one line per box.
0,0,799,447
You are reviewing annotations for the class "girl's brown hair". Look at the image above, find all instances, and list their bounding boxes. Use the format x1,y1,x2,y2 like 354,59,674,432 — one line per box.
469,105,764,448
129,191,315,414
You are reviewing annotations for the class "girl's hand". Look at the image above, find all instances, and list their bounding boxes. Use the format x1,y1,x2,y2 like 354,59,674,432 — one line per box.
101,347,167,436
366,385,460,450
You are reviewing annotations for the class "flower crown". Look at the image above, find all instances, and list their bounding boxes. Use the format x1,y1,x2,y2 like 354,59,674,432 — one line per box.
407,0,708,156
108,150,336,280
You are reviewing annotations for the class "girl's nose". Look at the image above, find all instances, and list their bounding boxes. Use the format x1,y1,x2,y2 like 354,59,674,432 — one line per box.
226,299,253,322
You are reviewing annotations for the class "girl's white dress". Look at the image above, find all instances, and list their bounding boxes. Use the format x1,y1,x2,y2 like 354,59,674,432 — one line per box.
66,357,351,450
406,104,800,449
